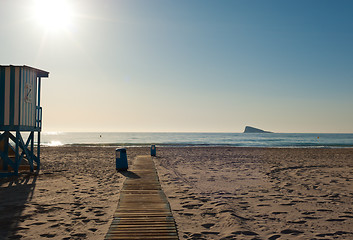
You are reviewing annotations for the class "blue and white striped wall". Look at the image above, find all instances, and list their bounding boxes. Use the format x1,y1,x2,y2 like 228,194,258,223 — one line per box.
0,66,38,130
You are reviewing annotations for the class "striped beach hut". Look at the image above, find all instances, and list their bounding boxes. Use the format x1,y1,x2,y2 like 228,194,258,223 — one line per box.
0,65,49,177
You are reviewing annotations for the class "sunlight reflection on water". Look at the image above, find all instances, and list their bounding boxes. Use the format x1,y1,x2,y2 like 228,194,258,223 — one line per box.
44,132,62,135
46,140,64,147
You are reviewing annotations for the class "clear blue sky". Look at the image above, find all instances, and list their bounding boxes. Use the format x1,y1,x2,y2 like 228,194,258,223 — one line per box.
1,0,353,133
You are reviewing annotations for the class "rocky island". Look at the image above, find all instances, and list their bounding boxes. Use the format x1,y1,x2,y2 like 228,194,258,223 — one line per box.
244,126,273,133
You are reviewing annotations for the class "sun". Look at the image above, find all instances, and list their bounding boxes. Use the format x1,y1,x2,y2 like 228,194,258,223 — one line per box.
33,0,73,32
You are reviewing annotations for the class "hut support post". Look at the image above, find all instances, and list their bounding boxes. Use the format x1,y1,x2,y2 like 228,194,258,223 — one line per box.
36,76,41,169
15,132,35,172
37,131,40,171
14,130,20,175
0,131,17,176
2,131,9,171
31,131,34,171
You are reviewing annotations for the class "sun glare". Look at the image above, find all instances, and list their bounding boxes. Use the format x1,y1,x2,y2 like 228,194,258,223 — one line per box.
34,0,73,31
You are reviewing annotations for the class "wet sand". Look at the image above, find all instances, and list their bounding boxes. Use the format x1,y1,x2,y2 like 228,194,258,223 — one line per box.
0,146,352,240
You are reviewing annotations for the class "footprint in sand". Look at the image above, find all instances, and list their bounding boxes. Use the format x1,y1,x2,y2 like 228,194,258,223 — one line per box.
232,230,258,236
280,229,304,235
198,198,210,203
231,213,251,221
316,231,351,238
272,211,288,215
202,212,217,217
326,218,346,222
215,202,227,206
201,231,220,236
29,222,46,226
219,209,233,213
40,233,56,238
189,233,203,239
220,236,237,240
201,223,215,229
182,204,203,209
301,211,315,215
268,234,281,240
288,220,307,224
257,204,271,207
71,233,87,238
280,202,295,206
300,211,321,220
73,211,82,216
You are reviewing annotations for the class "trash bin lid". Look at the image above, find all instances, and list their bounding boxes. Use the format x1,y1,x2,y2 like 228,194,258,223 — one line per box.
116,148,126,153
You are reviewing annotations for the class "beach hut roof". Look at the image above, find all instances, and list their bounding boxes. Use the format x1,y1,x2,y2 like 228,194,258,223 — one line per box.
0,65,49,78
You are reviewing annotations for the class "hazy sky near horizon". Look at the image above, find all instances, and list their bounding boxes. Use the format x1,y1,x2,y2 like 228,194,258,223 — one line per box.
1,0,353,133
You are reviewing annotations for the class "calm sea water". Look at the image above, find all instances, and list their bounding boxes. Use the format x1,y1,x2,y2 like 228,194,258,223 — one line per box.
39,132,353,148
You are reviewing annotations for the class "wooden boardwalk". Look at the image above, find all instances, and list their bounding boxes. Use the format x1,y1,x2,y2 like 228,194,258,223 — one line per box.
105,155,178,240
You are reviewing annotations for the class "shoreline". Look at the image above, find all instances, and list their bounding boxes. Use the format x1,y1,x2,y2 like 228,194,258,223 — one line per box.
1,146,352,239
38,132,353,149
41,144,353,149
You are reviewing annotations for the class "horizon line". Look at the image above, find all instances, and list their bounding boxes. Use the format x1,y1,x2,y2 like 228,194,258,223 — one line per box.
41,131,353,134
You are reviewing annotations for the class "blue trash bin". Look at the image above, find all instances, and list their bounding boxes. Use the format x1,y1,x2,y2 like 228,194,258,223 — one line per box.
151,145,156,156
116,148,128,171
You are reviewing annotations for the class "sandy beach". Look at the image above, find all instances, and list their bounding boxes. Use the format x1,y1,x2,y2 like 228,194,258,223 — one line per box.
156,147,353,240
1,146,353,240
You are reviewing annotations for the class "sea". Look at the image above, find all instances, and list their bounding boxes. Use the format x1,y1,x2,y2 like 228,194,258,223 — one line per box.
38,132,353,148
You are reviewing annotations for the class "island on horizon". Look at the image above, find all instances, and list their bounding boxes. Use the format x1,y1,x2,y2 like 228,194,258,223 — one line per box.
243,126,273,133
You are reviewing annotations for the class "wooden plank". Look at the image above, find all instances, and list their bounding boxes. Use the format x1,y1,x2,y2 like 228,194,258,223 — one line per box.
109,230,177,233
106,235,178,240
105,155,179,240
110,224,176,227
112,221,175,225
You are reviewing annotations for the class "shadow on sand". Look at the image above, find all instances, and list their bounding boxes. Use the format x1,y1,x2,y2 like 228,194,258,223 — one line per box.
0,173,37,240
118,170,141,179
